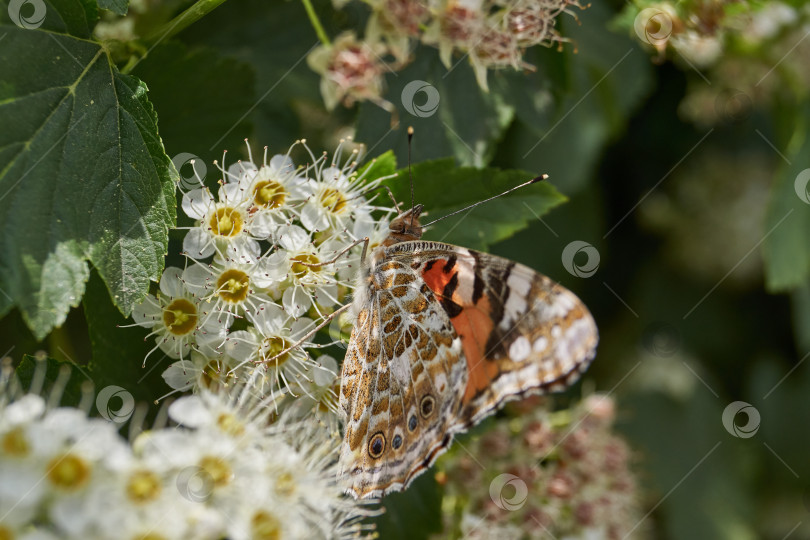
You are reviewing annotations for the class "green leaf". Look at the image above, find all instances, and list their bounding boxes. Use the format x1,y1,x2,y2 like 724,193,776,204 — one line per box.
792,283,810,353
358,150,397,180
369,473,442,540
83,270,168,405
386,159,567,251
131,41,256,166
0,12,176,339
0,0,98,38
97,0,127,15
763,112,810,291
15,354,90,407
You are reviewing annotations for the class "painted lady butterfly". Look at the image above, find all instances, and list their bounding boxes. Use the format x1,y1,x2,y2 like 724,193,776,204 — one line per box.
339,195,599,499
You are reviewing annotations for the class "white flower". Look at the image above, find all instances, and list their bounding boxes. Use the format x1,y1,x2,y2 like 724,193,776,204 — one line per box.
183,256,277,319
181,181,262,263
263,225,346,317
132,267,231,362
162,351,239,393
299,140,388,233
225,303,322,399
224,149,311,240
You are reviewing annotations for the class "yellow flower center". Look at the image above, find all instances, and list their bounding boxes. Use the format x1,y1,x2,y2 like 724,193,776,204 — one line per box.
134,534,167,540
290,252,321,279
209,207,244,237
319,187,347,214
126,470,163,504
251,511,281,540
162,298,198,336
261,336,291,367
253,180,287,209
0,526,13,540
275,472,296,497
215,268,250,304
47,453,91,492
216,412,245,437
199,456,233,487
201,360,234,389
1,427,30,457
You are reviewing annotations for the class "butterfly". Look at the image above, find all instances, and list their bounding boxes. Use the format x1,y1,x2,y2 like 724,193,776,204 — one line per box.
338,198,598,499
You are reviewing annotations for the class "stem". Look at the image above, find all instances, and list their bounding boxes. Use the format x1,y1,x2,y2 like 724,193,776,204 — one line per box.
301,0,331,47
142,0,230,47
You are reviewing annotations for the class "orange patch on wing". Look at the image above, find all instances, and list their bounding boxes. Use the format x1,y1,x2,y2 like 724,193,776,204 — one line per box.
451,296,499,403
421,258,499,402
420,259,455,295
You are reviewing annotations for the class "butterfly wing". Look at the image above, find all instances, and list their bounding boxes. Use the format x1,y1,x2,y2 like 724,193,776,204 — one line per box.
339,258,467,499
386,240,599,428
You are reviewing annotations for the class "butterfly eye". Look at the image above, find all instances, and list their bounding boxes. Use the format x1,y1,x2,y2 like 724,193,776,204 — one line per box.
368,432,386,458
392,434,403,449
420,395,435,418
408,414,418,432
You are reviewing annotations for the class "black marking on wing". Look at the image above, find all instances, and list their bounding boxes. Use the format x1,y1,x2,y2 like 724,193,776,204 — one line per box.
424,260,437,272
442,255,457,274
440,273,463,318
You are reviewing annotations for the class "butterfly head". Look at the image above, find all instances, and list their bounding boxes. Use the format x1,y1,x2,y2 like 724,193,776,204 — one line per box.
384,204,424,245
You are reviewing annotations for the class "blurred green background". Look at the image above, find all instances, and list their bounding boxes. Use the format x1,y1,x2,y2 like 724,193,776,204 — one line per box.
1,0,808,538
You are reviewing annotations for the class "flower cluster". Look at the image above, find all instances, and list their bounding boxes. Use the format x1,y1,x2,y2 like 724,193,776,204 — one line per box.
622,1,810,125
308,0,587,109
434,394,644,539
130,139,395,418
0,361,375,539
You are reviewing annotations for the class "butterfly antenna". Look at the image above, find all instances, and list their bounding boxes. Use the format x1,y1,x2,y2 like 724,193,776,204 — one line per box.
408,126,416,228
420,174,549,229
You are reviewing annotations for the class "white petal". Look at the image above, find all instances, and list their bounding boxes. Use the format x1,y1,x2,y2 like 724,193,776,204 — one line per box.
313,283,338,307
183,263,213,297
162,362,196,391
269,154,294,175
283,286,311,318
3,395,45,425
277,225,310,251
250,303,287,334
321,166,342,183
300,203,328,232
291,317,315,339
159,267,186,297
132,296,162,324
219,182,246,205
224,330,258,363
184,227,215,259
169,396,211,427
249,212,279,240
182,188,213,220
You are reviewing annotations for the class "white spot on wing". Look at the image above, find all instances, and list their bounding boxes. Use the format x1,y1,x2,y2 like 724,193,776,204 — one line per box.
509,336,531,362
533,336,548,353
